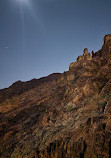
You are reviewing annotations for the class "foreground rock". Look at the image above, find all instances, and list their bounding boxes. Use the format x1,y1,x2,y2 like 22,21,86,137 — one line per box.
0,35,111,158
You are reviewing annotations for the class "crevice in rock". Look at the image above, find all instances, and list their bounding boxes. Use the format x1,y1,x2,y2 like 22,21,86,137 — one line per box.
109,139,111,158
80,140,87,158
72,76,79,84
99,81,108,93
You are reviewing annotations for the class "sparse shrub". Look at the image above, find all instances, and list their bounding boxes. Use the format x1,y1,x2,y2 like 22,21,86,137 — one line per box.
105,93,110,99
66,105,76,112
98,101,107,107
8,97,17,105
65,102,77,112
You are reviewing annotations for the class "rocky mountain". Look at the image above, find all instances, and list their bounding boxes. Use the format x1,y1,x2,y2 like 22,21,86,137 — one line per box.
0,34,111,158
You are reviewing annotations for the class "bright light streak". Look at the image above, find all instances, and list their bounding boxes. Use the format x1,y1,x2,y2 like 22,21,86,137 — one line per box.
11,0,45,51
12,0,44,27
17,0,29,5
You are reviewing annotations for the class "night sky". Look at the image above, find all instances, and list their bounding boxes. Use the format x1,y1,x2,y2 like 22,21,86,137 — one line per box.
0,0,111,89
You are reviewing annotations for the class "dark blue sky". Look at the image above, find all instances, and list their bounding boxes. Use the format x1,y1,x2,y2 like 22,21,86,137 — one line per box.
0,0,111,89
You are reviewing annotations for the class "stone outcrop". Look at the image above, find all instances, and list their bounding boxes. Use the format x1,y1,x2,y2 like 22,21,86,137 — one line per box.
102,34,111,52
69,48,92,70
104,34,111,45
0,35,111,158
92,34,111,58
77,48,92,62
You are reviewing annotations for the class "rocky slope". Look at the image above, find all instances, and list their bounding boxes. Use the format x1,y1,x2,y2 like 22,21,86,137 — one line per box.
0,35,111,158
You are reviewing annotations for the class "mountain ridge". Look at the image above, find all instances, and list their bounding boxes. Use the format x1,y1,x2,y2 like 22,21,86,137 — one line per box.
0,34,111,158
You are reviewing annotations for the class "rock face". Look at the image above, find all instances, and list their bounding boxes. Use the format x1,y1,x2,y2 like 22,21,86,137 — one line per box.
0,35,111,158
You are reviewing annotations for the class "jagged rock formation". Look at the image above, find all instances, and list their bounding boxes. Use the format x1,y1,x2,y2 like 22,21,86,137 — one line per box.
69,48,92,70
0,73,61,104
0,35,111,158
103,34,111,49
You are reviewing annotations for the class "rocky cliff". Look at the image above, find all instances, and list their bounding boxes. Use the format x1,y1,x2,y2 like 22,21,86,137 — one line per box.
0,35,111,158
